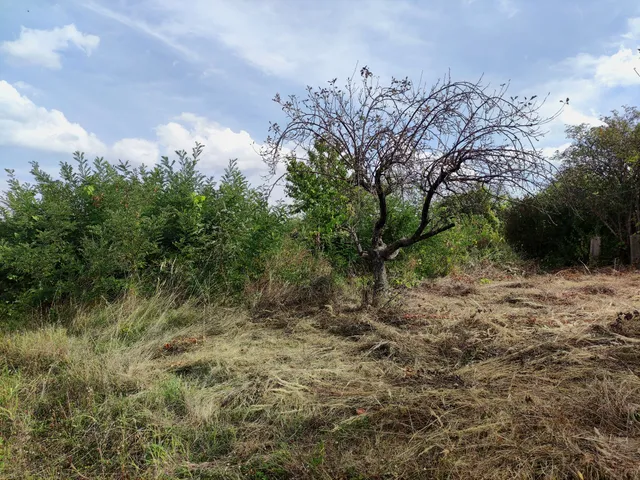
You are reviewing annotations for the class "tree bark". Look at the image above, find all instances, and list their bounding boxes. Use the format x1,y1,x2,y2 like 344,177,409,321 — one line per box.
371,253,389,307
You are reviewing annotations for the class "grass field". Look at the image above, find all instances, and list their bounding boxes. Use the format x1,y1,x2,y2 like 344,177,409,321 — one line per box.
1,269,640,479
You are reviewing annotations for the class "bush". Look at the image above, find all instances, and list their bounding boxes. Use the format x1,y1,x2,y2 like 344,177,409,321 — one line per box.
0,146,285,323
0,142,528,326
505,109,640,268
504,185,621,268
390,188,520,284
286,161,515,285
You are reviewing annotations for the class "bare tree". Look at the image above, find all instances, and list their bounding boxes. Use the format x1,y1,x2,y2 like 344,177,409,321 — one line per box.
263,67,558,304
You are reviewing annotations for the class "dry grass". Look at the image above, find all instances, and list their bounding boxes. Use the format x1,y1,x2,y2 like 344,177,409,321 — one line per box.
1,271,640,479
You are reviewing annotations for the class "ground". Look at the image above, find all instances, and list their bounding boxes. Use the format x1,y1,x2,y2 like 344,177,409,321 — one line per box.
1,270,640,479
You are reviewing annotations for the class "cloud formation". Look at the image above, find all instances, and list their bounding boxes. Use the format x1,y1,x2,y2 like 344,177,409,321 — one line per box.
153,113,263,172
0,24,100,69
0,81,265,180
0,80,106,153
1,4,639,190
112,138,160,166
83,0,430,83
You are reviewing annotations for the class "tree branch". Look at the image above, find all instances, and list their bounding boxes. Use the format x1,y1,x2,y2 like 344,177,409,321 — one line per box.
384,222,456,257
372,170,387,246
417,222,456,242
346,224,368,257
263,67,560,278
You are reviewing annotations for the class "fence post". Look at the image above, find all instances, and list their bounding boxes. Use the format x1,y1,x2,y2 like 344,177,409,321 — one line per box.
631,234,640,266
589,236,601,266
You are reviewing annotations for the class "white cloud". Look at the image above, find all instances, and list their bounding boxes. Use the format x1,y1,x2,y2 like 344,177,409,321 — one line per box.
112,138,160,165
558,104,605,127
531,77,603,131
0,80,267,182
0,24,100,69
528,16,639,152
557,17,640,90
568,47,640,88
83,0,429,83
622,17,640,39
111,115,279,192
498,0,519,18
541,142,571,159
12,80,42,97
154,113,264,173
526,82,604,154
114,116,264,173
110,114,278,189
156,113,284,191
82,2,198,61
0,80,107,153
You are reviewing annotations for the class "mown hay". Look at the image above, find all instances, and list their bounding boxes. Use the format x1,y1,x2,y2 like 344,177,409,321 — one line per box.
1,272,640,479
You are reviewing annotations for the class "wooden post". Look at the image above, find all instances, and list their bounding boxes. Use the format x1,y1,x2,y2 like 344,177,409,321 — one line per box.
631,234,640,266
589,236,601,265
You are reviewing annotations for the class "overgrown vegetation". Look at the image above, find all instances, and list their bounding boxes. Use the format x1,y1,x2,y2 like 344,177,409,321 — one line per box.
505,107,640,268
1,68,640,479
0,145,518,323
0,145,286,322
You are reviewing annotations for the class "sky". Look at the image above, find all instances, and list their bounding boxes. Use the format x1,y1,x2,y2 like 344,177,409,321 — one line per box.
1,0,639,195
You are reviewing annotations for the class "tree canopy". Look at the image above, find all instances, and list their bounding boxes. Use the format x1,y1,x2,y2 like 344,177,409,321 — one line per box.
264,67,558,301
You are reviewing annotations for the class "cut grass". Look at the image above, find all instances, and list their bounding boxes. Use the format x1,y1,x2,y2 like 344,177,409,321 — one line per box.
1,272,640,479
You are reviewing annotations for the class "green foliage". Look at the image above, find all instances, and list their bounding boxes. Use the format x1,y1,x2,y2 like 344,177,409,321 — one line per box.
0,145,285,321
285,140,367,271
248,238,340,312
504,190,599,268
0,138,521,323
285,142,442,276
169,158,287,297
505,107,640,267
285,142,515,282
0,138,526,325
285,145,515,284
242,450,291,480
393,190,517,284
10,118,627,323
286,141,354,238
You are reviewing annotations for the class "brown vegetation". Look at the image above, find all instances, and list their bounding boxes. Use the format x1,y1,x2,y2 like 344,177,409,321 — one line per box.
1,271,640,479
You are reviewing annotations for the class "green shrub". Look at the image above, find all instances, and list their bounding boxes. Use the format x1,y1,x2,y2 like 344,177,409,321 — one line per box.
504,187,620,268
0,145,286,323
387,188,519,284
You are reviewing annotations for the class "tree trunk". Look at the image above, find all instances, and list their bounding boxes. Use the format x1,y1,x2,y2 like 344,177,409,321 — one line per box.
371,254,389,307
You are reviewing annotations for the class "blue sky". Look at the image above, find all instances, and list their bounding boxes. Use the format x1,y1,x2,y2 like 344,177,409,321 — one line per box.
1,0,639,193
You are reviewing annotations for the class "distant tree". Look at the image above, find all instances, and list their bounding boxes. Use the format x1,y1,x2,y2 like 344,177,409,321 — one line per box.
504,183,600,268
555,107,640,259
263,67,557,304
